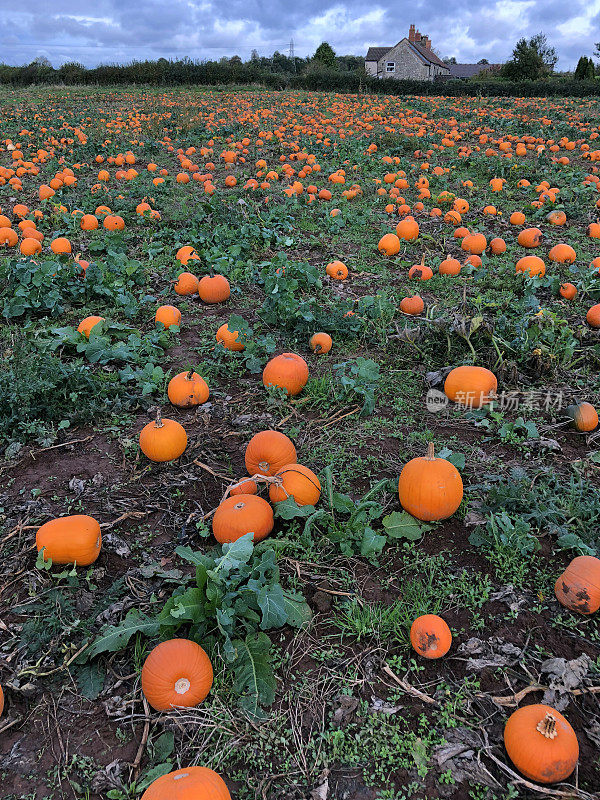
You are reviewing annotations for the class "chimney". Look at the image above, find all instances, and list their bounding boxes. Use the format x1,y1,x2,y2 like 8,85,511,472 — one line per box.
409,24,416,42
423,36,431,49
415,29,422,43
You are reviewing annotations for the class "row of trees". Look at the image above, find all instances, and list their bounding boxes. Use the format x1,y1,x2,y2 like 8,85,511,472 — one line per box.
0,36,598,87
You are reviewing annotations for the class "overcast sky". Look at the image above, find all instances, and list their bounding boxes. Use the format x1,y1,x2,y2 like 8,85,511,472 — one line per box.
4,0,600,70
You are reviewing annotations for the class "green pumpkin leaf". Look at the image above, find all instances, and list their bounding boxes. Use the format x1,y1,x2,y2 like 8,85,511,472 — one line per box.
382,511,431,541
81,609,160,661
232,632,276,717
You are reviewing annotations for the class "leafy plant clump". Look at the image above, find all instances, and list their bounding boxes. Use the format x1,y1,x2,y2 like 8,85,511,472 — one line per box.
80,534,311,716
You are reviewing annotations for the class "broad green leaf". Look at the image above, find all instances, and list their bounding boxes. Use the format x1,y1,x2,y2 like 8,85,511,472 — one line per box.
382,511,431,541
82,609,160,661
232,632,276,717
257,584,288,629
360,526,386,556
75,661,106,699
273,497,316,520
282,591,313,628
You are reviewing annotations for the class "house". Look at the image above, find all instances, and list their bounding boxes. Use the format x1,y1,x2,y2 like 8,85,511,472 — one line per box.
446,62,501,79
365,25,450,81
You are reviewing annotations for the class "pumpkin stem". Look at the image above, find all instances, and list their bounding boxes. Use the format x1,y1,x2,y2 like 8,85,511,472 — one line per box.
536,713,558,740
154,408,163,428
426,442,435,460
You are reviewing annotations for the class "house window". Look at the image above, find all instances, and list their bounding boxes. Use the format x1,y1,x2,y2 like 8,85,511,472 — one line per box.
386,62,395,73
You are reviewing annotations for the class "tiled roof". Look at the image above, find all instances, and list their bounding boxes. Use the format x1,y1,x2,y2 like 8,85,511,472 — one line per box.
447,62,501,78
365,47,392,62
410,41,448,68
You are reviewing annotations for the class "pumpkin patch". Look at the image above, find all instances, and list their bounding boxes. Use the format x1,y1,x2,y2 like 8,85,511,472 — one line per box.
2,85,599,799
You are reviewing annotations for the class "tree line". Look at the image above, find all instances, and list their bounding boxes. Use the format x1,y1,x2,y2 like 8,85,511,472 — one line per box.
0,36,598,88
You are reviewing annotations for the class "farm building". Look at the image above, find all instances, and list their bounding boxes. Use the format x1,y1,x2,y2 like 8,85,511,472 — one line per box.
365,25,450,81
365,25,499,81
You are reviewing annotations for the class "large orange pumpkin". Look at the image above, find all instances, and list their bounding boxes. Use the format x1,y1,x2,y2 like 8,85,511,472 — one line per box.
141,766,231,800
398,443,463,522
36,515,101,566
555,555,600,614
262,353,308,396
244,430,297,476
139,412,187,462
142,639,213,711
504,704,579,784
212,494,274,543
167,371,209,408
565,402,598,432
444,366,497,408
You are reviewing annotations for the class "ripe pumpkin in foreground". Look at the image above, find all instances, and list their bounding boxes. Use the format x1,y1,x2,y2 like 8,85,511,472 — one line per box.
36,515,101,566
444,365,497,409
212,494,274,543
142,639,213,712
565,402,598,432
262,353,309,396
269,464,321,506
141,766,230,800
244,430,297,476
410,614,452,659
555,555,600,614
139,411,187,462
167,370,209,408
398,443,463,521
504,704,578,784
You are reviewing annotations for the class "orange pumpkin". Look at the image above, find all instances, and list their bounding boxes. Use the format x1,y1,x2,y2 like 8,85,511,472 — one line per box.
400,295,424,315
36,515,101,566
198,274,230,304
155,305,181,329
438,256,461,276
139,411,187,462
326,260,348,280
141,767,231,800
262,353,308,396
216,323,245,351
555,555,600,614
518,227,542,248
167,371,209,408
515,256,546,277
244,430,297,476
310,332,332,354
410,614,452,659
378,233,400,256
398,443,463,522
77,315,105,338
461,232,487,255
565,402,598,432
396,216,419,241
229,478,258,496
504,704,578,784
587,303,600,328
142,639,213,711
559,282,577,300
548,243,576,264
269,464,321,506
444,366,497,408
212,494,274,543
174,272,199,295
